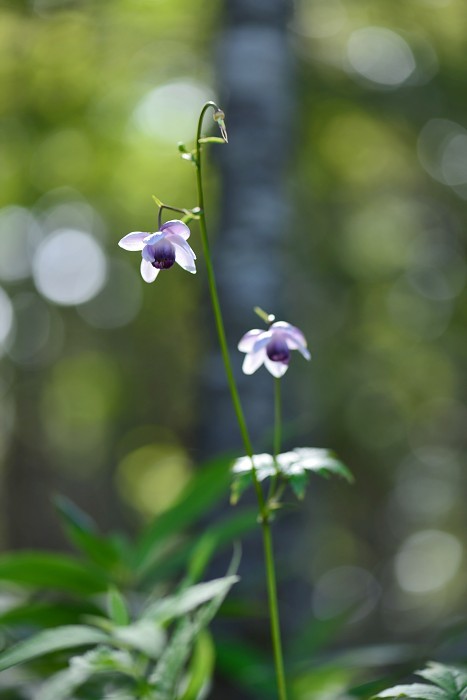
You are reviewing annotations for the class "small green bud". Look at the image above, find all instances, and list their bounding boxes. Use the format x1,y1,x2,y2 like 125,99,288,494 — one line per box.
213,108,228,143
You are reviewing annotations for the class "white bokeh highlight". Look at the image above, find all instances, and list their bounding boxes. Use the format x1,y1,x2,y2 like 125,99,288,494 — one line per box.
347,27,416,87
33,229,107,306
0,287,14,355
395,529,462,593
132,80,214,143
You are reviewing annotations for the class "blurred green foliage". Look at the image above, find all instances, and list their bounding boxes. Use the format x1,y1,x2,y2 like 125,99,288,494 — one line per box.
0,0,466,697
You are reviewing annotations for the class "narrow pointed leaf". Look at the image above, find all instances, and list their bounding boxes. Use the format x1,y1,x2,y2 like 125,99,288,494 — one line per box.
107,587,130,626
134,456,232,573
179,630,215,700
142,575,239,623
113,619,165,658
54,496,122,570
0,600,100,629
0,552,108,594
198,137,225,144
289,473,308,499
0,625,110,672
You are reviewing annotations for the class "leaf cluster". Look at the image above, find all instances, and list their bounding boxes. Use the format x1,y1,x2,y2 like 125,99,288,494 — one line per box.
231,447,354,505
0,457,254,699
374,662,467,700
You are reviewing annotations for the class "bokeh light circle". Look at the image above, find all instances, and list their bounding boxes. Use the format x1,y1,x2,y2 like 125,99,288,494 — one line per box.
347,27,416,87
0,287,14,351
33,229,107,306
132,80,214,143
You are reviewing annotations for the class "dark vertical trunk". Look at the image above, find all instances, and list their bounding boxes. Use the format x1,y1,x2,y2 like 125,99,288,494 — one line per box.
198,3,296,696
200,0,295,456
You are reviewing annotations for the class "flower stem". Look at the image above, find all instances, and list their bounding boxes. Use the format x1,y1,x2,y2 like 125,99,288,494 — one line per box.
268,377,283,502
194,102,288,700
274,378,282,459
263,520,288,700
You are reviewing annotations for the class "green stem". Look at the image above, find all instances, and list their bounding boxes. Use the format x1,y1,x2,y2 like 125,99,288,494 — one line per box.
263,520,288,700
194,102,288,700
274,377,282,459
268,377,283,501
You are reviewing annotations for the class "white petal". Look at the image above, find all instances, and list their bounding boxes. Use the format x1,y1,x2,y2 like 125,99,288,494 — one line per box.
143,232,166,246
296,345,311,360
271,321,310,360
264,357,289,378
171,234,197,273
161,220,191,240
140,259,160,283
238,329,265,352
118,232,149,251
242,348,266,375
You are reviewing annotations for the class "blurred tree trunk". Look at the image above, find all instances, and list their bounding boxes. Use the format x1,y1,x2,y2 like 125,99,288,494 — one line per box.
200,0,295,457
199,2,295,697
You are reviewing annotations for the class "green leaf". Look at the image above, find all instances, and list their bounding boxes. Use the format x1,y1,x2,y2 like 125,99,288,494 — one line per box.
152,195,164,208
107,587,130,626
36,665,94,700
186,509,255,583
134,455,232,575
374,684,448,700
113,619,165,658
149,617,193,699
0,600,101,629
179,630,215,700
139,508,256,588
0,552,108,594
417,663,467,696
374,663,467,700
36,647,136,700
288,448,354,483
149,567,238,699
198,136,225,144
289,473,308,499
142,575,239,624
0,625,110,672
54,496,122,570
230,472,253,505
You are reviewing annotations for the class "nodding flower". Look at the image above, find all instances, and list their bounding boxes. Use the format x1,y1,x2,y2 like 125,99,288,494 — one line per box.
238,321,311,378
118,220,196,283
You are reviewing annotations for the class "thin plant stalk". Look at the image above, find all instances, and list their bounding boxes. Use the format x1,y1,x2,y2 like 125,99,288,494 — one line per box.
274,377,282,459
268,377,283,501
194,101,288,700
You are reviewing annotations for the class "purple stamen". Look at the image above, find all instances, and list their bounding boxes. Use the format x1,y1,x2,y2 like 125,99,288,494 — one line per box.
266,337,290,364
150,240,176,269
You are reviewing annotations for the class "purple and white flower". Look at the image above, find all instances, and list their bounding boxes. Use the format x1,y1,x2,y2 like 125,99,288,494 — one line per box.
118,220,196,283
238,321,310,378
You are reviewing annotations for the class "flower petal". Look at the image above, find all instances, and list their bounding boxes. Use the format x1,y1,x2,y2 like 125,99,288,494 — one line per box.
238,329,267,352
140,259,160,283
143,232,166,246
118,232,149,251
242,347,266,375
142,245,155,262
272,322,310,359
264,357,289,378
161,220,191,240
297,345,311,360
171,235,197,273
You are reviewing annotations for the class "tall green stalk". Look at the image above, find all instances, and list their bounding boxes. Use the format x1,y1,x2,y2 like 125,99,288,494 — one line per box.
194,102,288,700
274,377,282,459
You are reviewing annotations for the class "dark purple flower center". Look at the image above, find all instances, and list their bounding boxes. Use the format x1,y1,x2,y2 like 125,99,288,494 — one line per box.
266,336,290,364
151,240,176,270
